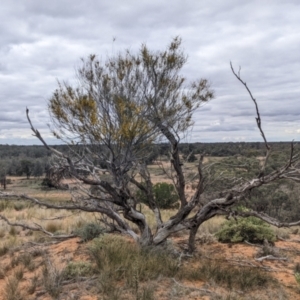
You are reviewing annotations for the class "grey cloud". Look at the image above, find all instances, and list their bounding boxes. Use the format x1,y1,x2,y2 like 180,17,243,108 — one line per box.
0,0,300,144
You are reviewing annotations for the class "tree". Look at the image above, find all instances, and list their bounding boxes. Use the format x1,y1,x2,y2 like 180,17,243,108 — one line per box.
1,38,300,253
0,162,7,190
18,159,34,179
33,160,44,178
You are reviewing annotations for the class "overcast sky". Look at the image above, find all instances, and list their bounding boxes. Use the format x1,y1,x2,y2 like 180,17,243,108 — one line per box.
1,0,300,145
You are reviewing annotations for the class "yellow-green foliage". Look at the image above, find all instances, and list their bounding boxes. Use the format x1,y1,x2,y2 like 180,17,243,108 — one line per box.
216,217,276,244
48,37,214,152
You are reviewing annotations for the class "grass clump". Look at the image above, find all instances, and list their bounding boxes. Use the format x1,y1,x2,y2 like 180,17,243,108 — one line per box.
182,259,272,291
90,235,179,280
14,267,24,281
90,234,178,299
42,260,64,299
75,222,104,242
4,276,23,300
28,274,39,295
294,263,300,284
18,252,36,271
0,244,9,256
45,221,63,233
13,202,26,211
63,261,94,279
9,226,17,236
216,217,276,244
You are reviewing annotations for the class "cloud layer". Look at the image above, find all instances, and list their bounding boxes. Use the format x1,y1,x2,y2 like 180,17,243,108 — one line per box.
1,0,300,144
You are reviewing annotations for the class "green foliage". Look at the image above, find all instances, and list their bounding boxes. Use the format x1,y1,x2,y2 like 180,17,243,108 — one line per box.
33,160,44,177
63,261,93,279
137,182,179,209
18,159,34,179
294,263,300,285
75,222,104,242
216,217,276,244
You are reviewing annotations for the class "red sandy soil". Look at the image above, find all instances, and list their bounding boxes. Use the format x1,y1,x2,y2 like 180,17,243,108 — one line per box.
1,235,300,299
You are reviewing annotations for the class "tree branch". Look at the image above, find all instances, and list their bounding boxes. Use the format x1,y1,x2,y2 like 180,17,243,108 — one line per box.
230,63,270,176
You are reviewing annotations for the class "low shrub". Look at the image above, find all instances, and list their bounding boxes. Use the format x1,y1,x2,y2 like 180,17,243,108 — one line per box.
45,221,62,234
90,235,179,281
294,263,300,284
0,244,9,256
4,277,23,300
63,261,93,279
136,182,179,209
216,217,276,244
42,260,64,299
75,222,104,242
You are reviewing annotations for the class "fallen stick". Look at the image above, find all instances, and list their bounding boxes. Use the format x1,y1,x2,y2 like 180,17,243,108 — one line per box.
255,255,288,262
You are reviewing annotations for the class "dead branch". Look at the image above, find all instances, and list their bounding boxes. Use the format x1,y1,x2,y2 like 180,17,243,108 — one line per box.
237,210,300,228
255,255,288,262
0,214,75,239
172,278,214,294
230,62,270,176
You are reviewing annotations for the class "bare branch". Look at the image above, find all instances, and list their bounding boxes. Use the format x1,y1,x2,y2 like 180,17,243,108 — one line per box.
230,62,271,176
0,214,75,239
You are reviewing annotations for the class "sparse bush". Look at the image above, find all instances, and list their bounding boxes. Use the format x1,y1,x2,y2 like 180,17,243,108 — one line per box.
97,273,123,300
90,235,179,282
75,222,104,242
0,266,5,279
9,226,17,236
42,260,64,299
0,228,6,238
4,276,23,300
45,221,62,233
41,177,57,189
18,253,35,271
63,261,93,279
13,202,26,211
216,217,276,244
0,200,11,211
0,244,9,256
137,182,180,209
14,267,24,281
183,259,272,291
28,274,39,295
294,263,300,284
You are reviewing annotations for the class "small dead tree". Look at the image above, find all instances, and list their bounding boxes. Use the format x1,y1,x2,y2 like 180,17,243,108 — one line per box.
1,38,300,252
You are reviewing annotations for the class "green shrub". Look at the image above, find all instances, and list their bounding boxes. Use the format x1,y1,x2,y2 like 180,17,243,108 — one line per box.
63,261,93,279
75,222,104,242
216,217,275,244
137,182,179,209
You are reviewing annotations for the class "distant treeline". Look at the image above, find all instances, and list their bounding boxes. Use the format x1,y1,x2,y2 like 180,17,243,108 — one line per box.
0,142,296,179
0,142,295,160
